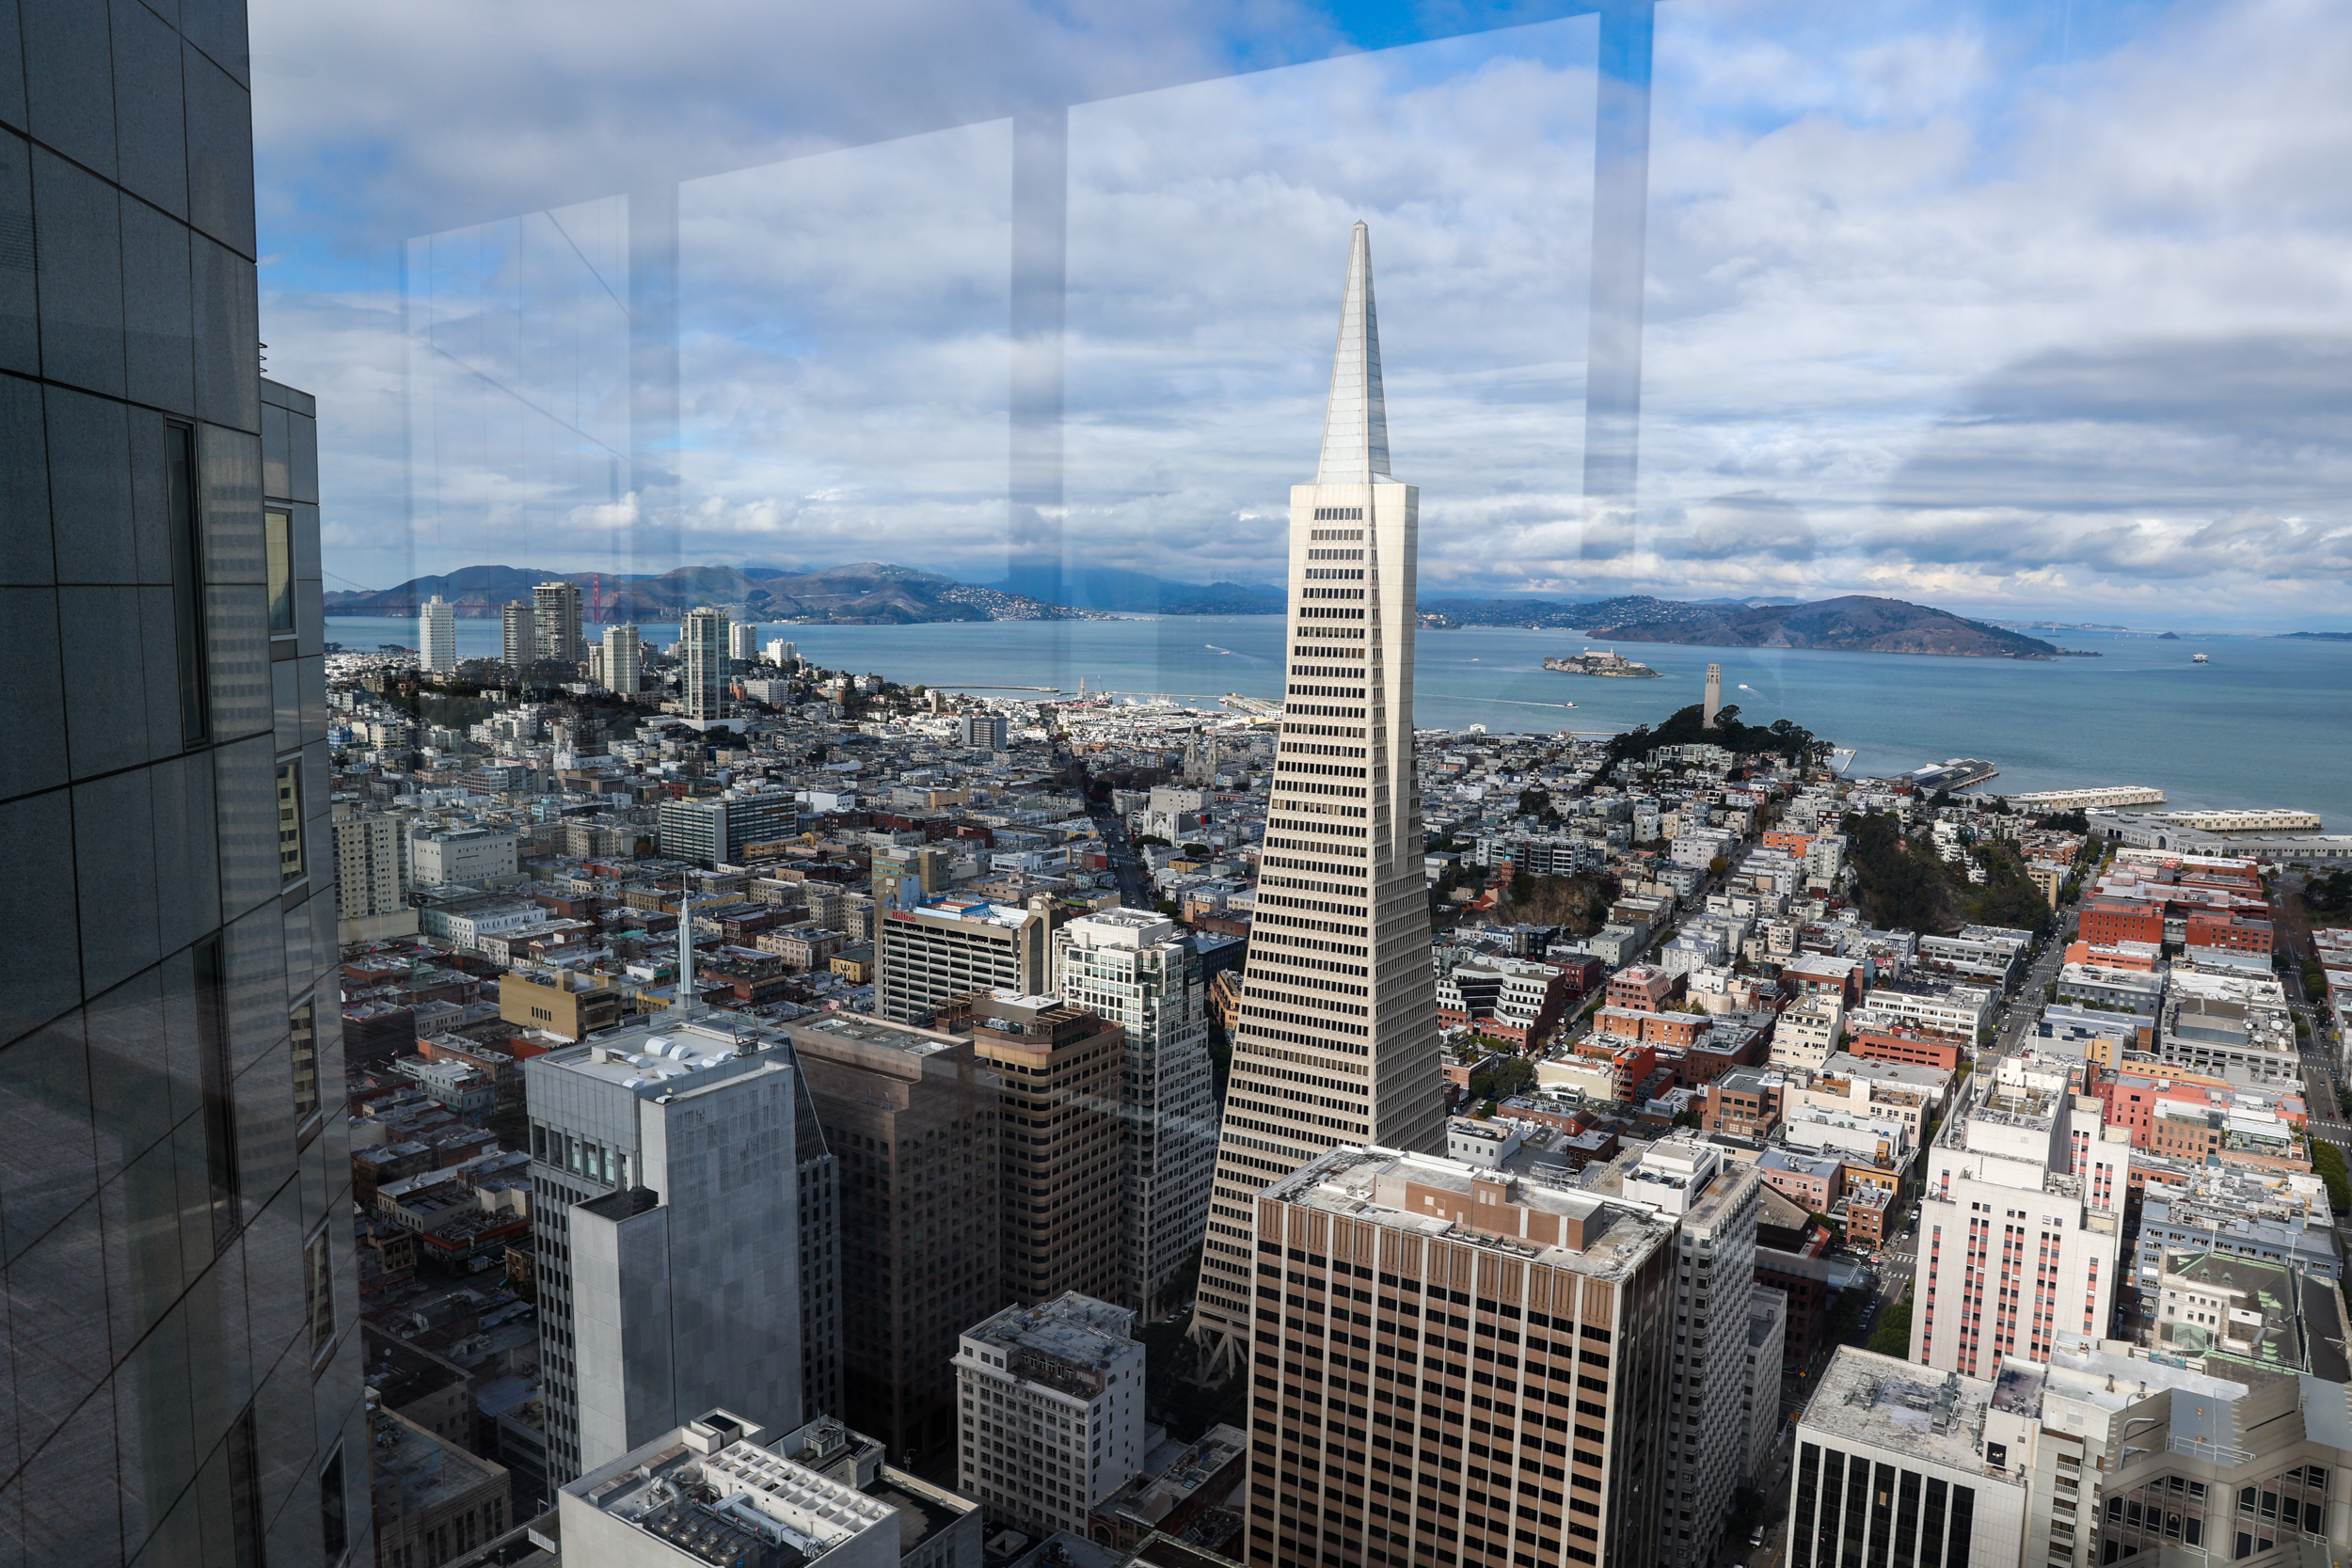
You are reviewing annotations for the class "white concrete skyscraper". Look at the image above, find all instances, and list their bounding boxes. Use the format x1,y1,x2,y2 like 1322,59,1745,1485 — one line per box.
1911,1056,2126,1376
1190,223,1446,1374
420,593,458,671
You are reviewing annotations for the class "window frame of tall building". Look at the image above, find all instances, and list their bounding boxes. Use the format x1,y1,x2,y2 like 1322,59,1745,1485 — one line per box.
0,16,370,1546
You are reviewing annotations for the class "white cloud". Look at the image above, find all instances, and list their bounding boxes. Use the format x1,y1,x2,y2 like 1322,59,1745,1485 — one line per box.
258,0,2352,626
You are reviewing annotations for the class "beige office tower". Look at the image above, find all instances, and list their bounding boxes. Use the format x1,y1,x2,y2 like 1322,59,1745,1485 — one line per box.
971,993,1124,1307
875,895,1052,1027
1192,222,1446,1375
1248,1147,1678,1568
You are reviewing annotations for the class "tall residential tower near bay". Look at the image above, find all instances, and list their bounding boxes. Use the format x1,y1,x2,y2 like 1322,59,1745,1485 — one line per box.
1192,223,1448,1373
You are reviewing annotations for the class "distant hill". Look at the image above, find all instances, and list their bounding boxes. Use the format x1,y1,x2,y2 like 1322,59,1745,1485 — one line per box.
324,562,1102,625
1579,594,2058,657
990,565,1285,615
2281,631,2352,641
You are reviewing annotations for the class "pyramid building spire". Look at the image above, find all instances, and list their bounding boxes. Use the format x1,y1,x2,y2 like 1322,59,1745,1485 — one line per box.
1190,221,1442,1385
1314,220,1392,484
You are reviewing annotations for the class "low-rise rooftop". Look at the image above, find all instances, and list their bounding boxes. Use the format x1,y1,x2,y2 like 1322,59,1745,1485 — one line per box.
1262,1145,1673,1280
964,1294,1138,1386
1801,1349,2006,1478
565,1410,896,1568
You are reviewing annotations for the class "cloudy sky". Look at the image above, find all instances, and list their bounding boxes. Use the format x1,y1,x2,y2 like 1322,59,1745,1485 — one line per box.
251,0,2352,628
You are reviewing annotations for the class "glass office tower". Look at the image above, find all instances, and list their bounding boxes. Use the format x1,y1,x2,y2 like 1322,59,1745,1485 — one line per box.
0,7,369,1564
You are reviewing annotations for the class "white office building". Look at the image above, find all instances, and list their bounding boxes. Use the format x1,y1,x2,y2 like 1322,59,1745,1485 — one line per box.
1597,1137,1762,1568
730,622,760,660
1787,1349,2031,1568
954,1294,1145,1544
1851,982,1994,1041
408,824,519,887
1910,1058,2128,1377
1195,221,1447,1377
1053,910,1217,1318
524,1018,832,1482
766,638,800,667
419,593,458,671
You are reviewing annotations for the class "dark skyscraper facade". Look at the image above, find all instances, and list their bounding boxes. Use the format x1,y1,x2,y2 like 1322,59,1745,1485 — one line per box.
2,7,369,1564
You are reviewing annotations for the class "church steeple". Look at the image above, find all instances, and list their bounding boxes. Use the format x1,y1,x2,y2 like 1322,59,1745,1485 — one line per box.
1314,221,1392,484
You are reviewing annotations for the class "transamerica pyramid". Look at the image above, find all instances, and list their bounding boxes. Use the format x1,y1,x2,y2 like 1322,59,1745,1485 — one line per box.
1189,222,1447,1376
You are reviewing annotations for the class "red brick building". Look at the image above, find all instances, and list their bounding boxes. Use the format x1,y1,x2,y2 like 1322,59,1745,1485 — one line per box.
2080,898,2165,946
1850,1027,1966,1072
1606,965,1679,1012
2185,911,2273,955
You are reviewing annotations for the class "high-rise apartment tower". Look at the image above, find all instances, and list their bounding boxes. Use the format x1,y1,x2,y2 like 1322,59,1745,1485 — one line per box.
333,800,417,942
534,578,585,667
1590,1137,1762,1567
679,605,731,721
501,599,537,666
1910,1057,2126,1376
421,593,459,671
1193,222,1447,1373
601,623,642,695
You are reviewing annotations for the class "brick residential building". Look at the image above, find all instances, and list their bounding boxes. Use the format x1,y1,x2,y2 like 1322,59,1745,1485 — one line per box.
2081,898,2166,947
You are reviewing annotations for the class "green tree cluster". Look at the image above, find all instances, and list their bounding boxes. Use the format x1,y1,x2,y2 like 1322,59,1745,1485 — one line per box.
2312,1140,2350,1213
1962,842,2057,937
1840,811,1953,933
1599,703,1827,779
1467,1055,1539,1103
1868,1296,1914,1357
2307,870,2352,914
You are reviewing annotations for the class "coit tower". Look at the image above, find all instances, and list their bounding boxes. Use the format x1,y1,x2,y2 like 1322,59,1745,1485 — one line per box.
1189,222,1447,1375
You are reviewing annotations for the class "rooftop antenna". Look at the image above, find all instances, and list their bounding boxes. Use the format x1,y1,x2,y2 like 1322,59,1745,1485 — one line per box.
677,870,699,1021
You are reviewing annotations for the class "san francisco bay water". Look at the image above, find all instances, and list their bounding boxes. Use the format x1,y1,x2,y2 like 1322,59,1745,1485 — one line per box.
329,615,2352,824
